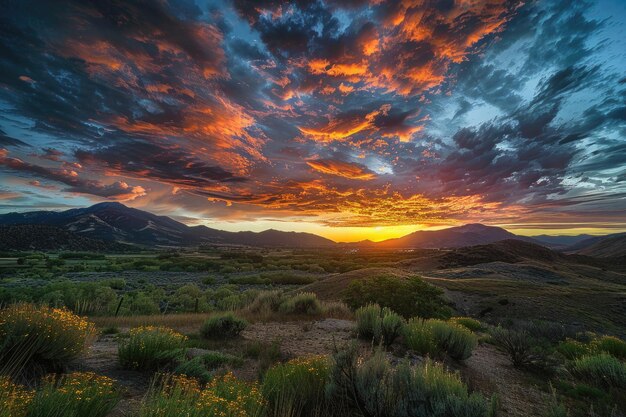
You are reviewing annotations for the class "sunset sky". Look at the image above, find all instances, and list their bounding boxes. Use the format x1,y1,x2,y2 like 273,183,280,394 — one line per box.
0,0,625,242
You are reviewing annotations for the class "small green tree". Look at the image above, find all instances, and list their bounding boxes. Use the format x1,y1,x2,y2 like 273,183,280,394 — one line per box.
344,275,451,319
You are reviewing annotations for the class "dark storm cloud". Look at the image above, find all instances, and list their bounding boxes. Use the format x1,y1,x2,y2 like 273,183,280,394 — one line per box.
74,141,247,187
0,149,145,200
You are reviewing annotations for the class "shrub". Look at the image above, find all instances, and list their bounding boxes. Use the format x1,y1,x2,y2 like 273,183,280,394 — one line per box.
140,373,265,417
279,292,322,315
489,326,534,367
592,335,626,360
0,376,33,417
27,372,120,417
380,308,405,347
329,347,493,417
202,276,217,285
355,304,382,340
175,351,244,382
403,318,436,356
245,290,284,315
428,319,478,360
450,317,484,332
343,275,451,319
200,313,248,339
569,353,626,388
118,326,188,370
174,357,213,384
263,355,330,417
403,318,477,360
321,301,352,319
557,339,590,360
244,340,282,375
0,304,96,372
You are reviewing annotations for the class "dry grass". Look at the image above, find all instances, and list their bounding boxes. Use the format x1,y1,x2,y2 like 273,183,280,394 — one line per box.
90,301,353,332
91,313,213,331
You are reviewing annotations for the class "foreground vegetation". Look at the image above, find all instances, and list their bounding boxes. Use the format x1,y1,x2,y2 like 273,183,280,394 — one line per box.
1,247,625,416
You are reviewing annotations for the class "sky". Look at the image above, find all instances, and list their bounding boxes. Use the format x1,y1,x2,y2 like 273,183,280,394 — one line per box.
0,0,625,242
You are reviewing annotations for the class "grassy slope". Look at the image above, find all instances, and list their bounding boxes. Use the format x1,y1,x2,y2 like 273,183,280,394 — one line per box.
305,243,626,336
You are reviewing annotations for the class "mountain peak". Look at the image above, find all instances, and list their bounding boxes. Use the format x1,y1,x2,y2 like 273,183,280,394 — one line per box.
89,201,129,210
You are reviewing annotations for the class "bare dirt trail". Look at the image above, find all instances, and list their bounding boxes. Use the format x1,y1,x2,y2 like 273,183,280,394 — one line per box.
241,318,355,357
73,335,150,417
464,344,550,417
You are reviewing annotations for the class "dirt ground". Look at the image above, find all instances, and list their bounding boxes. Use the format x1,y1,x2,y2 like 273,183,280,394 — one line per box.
74,319,550,417
464,344,550,417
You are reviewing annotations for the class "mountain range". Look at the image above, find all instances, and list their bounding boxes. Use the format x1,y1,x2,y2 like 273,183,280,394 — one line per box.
0,203,623,256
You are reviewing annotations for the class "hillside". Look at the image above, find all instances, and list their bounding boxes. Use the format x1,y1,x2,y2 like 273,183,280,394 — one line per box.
0,225,120,251
573,233,626,258
0,203,335,248
375,224,540,249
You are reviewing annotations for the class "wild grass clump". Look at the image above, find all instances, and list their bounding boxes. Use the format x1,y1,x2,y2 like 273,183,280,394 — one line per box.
320,301,352,319
200,313,248,339
489,326,534,367
278,292,322,315
140,373,265,417
355,304,405,346
569,353,626,388
118,326,188,370
450,317,484,332
403,318,477,360
0,304,96,372
329,347,493,417
26,372,120,417
263,355,330,417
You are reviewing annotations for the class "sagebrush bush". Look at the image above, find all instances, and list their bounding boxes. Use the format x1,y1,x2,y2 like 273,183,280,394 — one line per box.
355,304,405,346
200,313,248,339
428,319,478,360
489,326,534,367
329,348,493,417
450,317,484,332
592,335,626,360
27,372,120,417
0,304,96,372
355,304,382,340
570,353,626,388
263,355,330,417
245,290,284,315
278,292,322,315
380,308,405,347
403,318,436,355
119,326,188,370
140,373,265,417
403,318,477,360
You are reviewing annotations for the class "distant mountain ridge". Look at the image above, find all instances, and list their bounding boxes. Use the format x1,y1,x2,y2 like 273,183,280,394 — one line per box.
567,233,626,258
372,223,541,249
0,202,334,248
0,203,621,252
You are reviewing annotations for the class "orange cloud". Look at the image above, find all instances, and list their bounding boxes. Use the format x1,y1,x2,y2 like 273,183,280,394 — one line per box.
307,159,377,180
